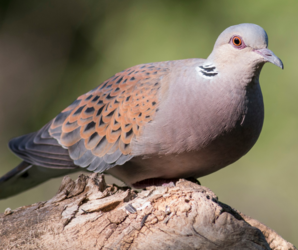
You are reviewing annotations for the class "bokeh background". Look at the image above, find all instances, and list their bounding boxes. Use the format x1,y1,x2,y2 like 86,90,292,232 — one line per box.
0,0,297,245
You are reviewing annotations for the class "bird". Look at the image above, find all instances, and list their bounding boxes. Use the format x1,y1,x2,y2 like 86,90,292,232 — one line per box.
0,23,283,199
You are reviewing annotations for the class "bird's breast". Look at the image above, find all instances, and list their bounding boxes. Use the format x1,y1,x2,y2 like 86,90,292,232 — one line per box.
109,71,264,185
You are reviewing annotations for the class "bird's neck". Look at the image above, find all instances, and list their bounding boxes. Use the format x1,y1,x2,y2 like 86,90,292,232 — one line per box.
205,58,264,89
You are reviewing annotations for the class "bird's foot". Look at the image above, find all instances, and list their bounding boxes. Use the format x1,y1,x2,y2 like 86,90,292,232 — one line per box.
132,177,200,189
132,178,180,189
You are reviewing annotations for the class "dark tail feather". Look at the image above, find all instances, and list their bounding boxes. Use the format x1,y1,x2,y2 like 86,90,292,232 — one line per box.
0,161,81,199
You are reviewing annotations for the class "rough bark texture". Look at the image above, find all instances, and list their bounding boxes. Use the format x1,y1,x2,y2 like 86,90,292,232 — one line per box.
0,174,296,250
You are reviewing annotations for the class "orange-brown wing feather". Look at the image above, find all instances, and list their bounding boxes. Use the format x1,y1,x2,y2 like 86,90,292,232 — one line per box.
49,63,169,172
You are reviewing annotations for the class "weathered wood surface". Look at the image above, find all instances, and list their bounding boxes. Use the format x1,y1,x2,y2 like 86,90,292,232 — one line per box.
0,174,296,250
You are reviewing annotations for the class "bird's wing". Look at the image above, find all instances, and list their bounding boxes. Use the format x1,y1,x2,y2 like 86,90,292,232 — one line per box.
9,122,77,168
9,62,169,173
49,62,169,172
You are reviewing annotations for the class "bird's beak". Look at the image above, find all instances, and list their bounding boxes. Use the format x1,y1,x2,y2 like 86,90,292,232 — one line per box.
254,48,284,69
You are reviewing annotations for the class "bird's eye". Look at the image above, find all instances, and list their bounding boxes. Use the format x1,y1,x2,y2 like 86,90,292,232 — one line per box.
232,36,242,46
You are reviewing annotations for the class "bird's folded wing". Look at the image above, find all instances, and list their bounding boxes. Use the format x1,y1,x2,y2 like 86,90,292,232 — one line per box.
9,122,77,168
9,63,169,173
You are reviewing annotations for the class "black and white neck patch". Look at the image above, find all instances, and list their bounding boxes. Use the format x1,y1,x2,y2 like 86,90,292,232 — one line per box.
196,64,218,79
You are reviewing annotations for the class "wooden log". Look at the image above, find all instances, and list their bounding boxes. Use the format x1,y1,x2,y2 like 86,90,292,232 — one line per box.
0,174,296,250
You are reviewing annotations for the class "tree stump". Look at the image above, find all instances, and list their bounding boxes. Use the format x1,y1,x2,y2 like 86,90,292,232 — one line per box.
0,174,296,250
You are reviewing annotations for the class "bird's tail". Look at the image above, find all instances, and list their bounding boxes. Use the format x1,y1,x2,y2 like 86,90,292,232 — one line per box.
0,161,81,199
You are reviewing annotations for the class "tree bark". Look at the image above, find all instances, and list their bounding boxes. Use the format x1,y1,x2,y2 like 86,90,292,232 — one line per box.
0,174,296,250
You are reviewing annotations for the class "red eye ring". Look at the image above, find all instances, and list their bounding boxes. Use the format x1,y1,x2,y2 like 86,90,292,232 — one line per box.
232,36,242,46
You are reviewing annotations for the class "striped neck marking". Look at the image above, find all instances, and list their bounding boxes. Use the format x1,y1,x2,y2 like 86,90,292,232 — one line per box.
197,64,218,78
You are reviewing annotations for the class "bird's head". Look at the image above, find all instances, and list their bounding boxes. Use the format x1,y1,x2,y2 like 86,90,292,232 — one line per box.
207,23,283,72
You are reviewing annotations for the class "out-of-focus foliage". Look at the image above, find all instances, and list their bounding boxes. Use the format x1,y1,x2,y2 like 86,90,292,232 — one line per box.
0,0,297,245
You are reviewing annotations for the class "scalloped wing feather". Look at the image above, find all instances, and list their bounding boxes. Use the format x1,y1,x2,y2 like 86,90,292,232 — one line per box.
49,63,169,172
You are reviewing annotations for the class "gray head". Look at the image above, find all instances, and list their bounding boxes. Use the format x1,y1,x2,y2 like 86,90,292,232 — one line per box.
207,23,283,70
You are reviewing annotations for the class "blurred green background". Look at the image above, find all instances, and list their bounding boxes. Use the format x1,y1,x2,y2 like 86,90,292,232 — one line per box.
0,0,297,245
